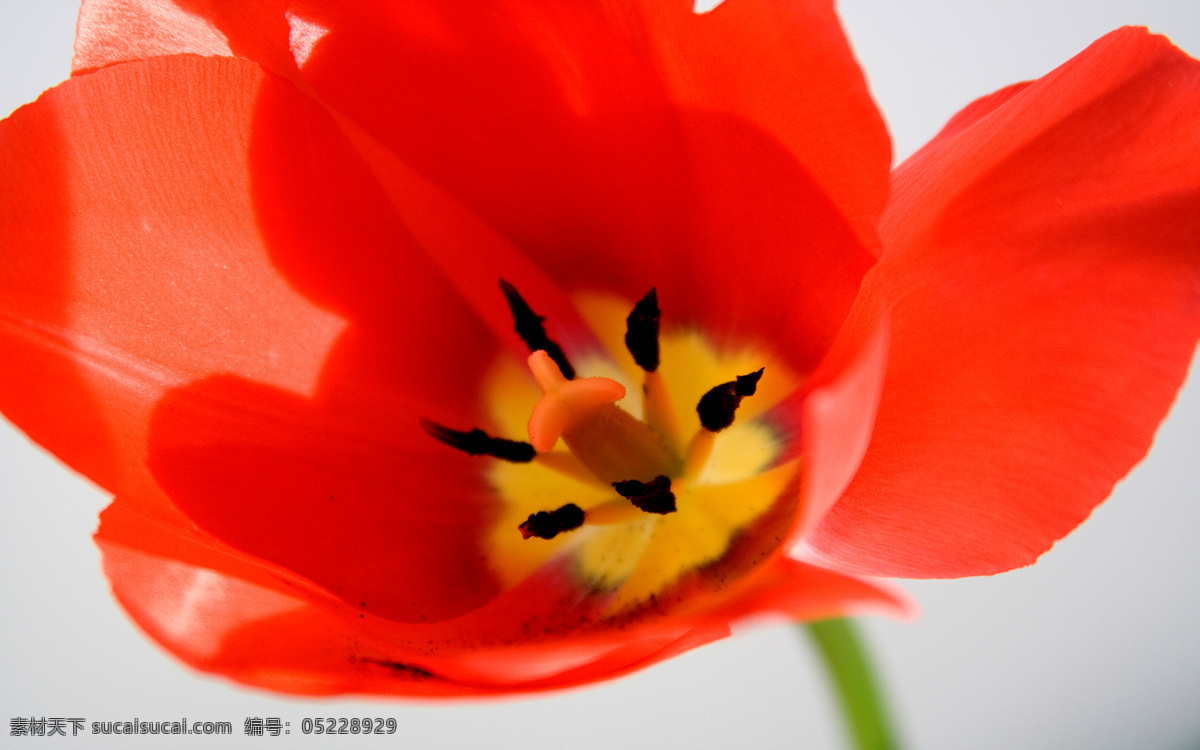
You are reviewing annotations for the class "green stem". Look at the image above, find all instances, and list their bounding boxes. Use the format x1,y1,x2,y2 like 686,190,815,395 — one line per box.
803,618,901,750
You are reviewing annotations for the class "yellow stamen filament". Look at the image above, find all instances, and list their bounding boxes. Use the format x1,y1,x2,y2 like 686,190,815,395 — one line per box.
641,369,682,452
681,428,717,481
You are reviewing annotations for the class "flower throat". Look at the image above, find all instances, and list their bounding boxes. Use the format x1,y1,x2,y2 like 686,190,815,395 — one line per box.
423,281,800,612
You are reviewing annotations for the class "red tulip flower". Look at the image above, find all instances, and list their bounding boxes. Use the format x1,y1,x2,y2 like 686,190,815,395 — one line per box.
1,0,1197,697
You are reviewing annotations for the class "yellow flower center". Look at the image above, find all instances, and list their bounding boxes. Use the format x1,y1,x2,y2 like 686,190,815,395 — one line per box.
479,292,801,614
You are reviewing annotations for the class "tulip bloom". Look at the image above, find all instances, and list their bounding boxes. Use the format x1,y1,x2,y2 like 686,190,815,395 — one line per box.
1,0,1197,697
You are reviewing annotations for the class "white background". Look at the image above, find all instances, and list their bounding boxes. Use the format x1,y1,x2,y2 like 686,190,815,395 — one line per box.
2,1,1198,748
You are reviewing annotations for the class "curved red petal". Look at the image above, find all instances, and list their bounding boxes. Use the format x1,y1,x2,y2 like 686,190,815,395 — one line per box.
0,57,332,497
98,496,733,695
765,317,890,544
286,0,875,372
74,0,891,259
102,481,898,696
810,28,1200,577
72,1,885,368
146,372,501,623
652,111,875,371
97,532,491,697
5,54,509,621
624,0,891,253
326,117,606,364
0,55,501,517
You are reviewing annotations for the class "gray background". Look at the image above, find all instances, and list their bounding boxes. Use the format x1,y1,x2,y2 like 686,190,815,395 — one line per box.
2,1,1198,748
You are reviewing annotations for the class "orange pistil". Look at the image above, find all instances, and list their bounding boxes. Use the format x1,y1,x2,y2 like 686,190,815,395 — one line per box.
526,350,681,485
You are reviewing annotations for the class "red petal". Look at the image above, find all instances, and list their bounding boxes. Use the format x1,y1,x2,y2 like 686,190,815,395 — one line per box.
0,57,325,496
809,29,1200,577
623,0,891,253
657,112,875,370
326,118,606,364
771,318,890,542
101,487,903,696
98,497,733,694
71,1,885,370
97,528,491,696
147,373,501,623
74,0,891,256
286,0,876,372
0,55,499,522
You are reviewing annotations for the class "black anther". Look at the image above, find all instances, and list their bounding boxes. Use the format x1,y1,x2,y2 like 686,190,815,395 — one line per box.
696,368,765,432
498,279,575,380
624,288,661,372
612,475,677,515
421,419,536,463
519,503,585,540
